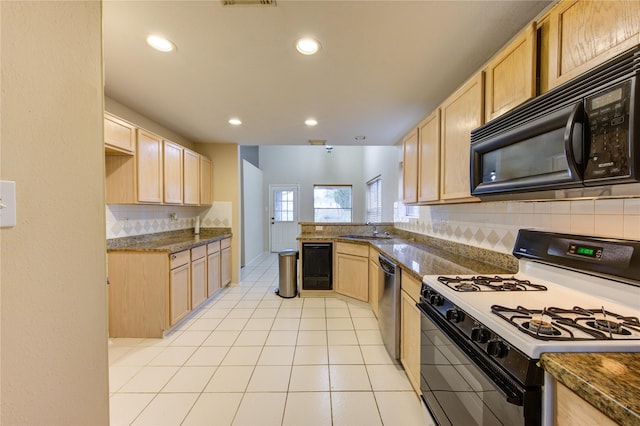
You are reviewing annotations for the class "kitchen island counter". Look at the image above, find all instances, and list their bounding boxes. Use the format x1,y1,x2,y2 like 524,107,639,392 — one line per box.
541,352,640,426
299,230,517,280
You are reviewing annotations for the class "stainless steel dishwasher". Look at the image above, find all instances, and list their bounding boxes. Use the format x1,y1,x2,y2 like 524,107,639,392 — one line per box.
378,253,400,360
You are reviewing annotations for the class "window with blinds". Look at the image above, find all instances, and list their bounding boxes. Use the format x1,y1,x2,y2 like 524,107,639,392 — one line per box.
366,176,382,222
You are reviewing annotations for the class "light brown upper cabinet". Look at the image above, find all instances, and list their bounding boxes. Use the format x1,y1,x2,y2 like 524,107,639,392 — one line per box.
104,112,135,155
137,129,164,203
484,23,537,121
183,149,200,205
417,109,441,203
200,156,213,206
163,140,184,204
440,72,484,202
402,128,419,204
547,0,640,89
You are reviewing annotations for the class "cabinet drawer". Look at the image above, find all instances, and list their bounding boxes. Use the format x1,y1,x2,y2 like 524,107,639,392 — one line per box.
221,238,231,250
336,242,369,257
369,247,380,262
170,250,190,269
207,240,221,254
401,271,421,303
191,245,207,261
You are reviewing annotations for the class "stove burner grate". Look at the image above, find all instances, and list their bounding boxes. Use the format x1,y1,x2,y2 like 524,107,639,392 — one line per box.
437,275,547,292
491,305,640,341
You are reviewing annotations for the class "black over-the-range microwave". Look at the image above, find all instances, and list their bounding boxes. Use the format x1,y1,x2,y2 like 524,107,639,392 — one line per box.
470,45,640,200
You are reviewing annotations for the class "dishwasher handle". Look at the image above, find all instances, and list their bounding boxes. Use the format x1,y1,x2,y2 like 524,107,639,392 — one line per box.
378,254,396,275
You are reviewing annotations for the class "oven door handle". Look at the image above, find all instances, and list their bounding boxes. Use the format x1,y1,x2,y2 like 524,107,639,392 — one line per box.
417,303,525,406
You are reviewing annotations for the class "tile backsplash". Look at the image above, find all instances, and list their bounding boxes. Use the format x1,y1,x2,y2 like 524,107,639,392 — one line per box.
106,201,233,239
395,198,640,254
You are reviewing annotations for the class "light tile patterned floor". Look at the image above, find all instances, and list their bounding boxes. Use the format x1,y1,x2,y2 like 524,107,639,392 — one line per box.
109,252,434,425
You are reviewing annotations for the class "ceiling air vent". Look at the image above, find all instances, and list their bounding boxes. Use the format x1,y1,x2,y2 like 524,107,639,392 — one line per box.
222,0,276,6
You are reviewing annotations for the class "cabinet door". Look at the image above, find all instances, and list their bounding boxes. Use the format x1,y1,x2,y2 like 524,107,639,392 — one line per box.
418,109,440,203
184,149,200,205
485,23,536,121
547,0,640,89
402,128,419,204
335,252,368,302
200,156,213,205
207,251,221,297
368,255,380,318
555,381,617,426
137,129,163,203
221,246,231,287
400,290,420,393
440,72,483,201
169,263,190,326
104,113,135,155
191,256,207,309
163,140,184,204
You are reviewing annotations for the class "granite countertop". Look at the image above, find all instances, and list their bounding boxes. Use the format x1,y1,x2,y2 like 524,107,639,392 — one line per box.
107,228,232,253
541,353,640,426
298,233,515,280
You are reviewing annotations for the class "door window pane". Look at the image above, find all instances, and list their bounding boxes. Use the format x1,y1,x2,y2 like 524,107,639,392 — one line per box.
274,190,294,222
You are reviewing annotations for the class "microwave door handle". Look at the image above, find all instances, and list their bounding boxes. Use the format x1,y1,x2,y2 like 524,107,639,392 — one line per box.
564,101,585,179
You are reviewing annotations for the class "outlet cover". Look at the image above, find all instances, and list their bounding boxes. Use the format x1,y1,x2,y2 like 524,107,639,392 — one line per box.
0,180,17,227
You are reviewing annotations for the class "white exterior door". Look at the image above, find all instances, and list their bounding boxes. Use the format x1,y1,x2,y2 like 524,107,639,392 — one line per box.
269,184,299,252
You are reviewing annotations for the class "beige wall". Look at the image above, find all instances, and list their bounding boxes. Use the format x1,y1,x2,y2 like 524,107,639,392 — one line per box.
196,143,241,283
1,2,109,424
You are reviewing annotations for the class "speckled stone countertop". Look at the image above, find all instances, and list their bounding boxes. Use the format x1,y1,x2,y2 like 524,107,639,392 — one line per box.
299,228,517,280
541,353,640,426
107,228,232,253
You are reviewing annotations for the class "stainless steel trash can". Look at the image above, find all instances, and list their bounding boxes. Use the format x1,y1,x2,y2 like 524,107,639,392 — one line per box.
277,249,298,298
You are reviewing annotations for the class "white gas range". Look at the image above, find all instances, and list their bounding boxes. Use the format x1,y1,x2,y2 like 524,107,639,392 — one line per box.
418,229,640,426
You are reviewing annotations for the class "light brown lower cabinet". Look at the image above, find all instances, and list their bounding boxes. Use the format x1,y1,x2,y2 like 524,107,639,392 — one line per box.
190,246,207,310
335,242,369,302
554,380,617,426
221,237,232,286
169,250,191,326
108,237,232,338
207,241,221,297
400,287,421,393
368,248,381,317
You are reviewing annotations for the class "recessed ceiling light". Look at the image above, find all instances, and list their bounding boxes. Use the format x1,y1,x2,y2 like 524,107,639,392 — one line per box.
146,35,175,52
229,118,242,126
355,135,366,141
305,118,318,126
296,38,320,55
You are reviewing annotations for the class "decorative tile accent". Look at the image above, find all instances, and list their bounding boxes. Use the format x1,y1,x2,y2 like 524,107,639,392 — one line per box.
105,203,232,239
394,198,640,254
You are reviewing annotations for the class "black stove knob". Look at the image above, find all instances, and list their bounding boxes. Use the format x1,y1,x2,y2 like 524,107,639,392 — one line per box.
446,309,463,323
471,327,490,343
487,340,508,358
428,293,444,306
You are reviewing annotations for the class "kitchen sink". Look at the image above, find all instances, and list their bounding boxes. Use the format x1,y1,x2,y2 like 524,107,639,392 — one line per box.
339,234,393,240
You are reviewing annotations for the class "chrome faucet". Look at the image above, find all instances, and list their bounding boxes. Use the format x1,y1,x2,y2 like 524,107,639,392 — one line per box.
366,221,379,236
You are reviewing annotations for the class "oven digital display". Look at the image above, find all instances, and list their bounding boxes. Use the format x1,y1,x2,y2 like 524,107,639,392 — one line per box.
568,243,602,259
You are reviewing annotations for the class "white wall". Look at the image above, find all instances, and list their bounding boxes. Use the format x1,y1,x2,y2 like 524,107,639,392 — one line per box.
259,145,398,220
1,2,109,424
242,160,264,265
363,145,401,223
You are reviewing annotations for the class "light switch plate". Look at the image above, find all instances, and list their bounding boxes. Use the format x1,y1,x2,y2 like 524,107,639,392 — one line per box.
0,180,17,227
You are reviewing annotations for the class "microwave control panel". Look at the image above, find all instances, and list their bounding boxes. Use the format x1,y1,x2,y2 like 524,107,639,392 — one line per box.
584,80,632,181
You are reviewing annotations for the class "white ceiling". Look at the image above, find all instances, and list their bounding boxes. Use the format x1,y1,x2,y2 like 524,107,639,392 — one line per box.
103,0,551,146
